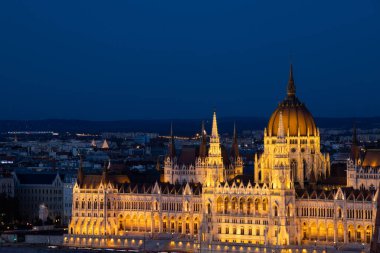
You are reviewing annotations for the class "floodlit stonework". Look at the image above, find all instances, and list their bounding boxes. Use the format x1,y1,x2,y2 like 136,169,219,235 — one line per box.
65,66,377,252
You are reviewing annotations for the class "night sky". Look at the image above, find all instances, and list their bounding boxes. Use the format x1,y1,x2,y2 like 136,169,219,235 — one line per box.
0,1,379,120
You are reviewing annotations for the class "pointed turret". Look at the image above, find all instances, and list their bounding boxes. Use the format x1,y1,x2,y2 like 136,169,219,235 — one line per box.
230,122,239,158
167,122,176,157
287,64,296,98
102,139,109,150
199,121,207,158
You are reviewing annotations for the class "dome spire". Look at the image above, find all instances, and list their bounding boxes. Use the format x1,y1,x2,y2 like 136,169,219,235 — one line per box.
287,63,296,98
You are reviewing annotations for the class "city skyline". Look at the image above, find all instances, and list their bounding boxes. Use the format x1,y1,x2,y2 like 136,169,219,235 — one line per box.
1,1,379,120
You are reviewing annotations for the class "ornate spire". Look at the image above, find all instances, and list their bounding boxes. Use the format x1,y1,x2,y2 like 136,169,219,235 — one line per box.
287,64,296,98
208,111,222,157
199,121,207,158
231,122,239,158
211,111,219,140
167,122,176,157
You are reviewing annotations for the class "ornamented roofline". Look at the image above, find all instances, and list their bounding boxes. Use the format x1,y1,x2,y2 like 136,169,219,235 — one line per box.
76,180,202,196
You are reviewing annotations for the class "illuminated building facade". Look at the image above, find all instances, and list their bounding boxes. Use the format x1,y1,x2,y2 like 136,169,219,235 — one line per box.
65,66,377,252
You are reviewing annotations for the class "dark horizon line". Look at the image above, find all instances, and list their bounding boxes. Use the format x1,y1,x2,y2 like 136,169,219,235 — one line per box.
0,115,378,122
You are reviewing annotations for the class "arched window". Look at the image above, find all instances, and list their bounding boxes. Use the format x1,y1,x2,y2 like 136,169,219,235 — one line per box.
258,170,262,181
274,206,278,217
262,199,267,211
224,198,229,214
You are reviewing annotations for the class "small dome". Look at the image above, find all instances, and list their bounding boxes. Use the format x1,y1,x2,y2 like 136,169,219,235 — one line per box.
267,65,317,137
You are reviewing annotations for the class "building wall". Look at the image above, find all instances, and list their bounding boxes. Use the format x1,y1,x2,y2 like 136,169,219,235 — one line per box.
67,180,376,247
69,183,202,237
0,176,14,198
14,175,63,222
255,134,330,188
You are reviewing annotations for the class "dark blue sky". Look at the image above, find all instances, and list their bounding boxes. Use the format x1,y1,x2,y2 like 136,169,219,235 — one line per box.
0,0,379,120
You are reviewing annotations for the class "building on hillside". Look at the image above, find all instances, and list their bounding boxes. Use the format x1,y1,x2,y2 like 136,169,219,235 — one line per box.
65,65,377,252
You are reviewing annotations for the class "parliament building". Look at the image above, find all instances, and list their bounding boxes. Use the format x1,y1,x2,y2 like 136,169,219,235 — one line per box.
65,66,378,252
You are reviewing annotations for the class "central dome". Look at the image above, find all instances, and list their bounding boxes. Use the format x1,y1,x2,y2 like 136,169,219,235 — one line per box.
267,65,317,137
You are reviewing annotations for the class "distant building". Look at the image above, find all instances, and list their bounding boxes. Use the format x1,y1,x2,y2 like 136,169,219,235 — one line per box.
63,171,78,226
14,172,63,222
0,174,14,198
